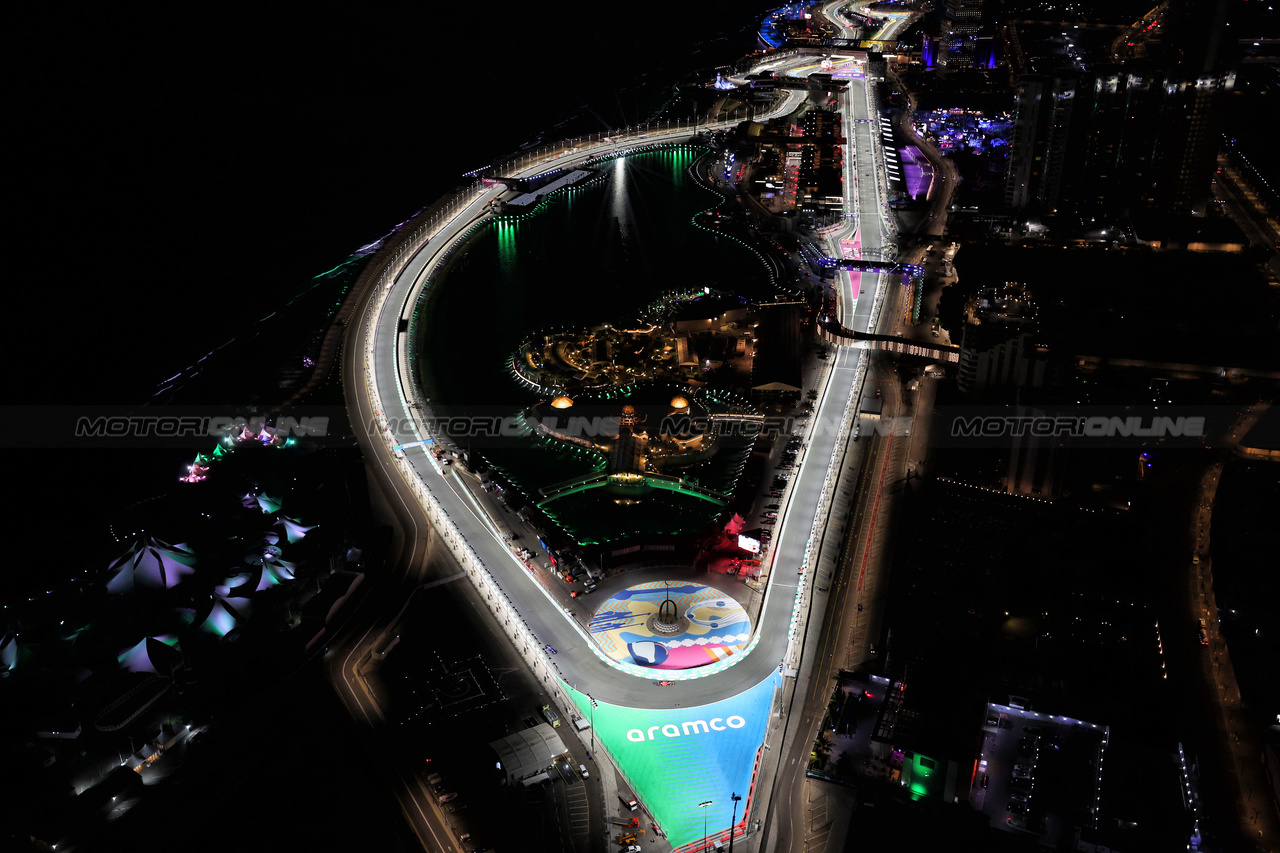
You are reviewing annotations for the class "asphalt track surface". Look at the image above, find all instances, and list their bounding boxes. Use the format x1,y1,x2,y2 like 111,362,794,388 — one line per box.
353,87,848,708
343,43,902,850
355,55,893,711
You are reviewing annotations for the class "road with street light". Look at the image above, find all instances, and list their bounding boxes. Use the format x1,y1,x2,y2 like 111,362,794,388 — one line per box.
334,40,914,850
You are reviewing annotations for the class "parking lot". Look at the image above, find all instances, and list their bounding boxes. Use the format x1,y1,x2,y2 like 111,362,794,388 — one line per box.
970,703,1108,847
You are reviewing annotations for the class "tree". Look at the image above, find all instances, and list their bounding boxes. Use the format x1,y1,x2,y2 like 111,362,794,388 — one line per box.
809,732,833,770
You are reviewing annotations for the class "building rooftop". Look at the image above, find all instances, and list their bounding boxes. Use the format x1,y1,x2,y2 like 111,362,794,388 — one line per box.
490,723,567,783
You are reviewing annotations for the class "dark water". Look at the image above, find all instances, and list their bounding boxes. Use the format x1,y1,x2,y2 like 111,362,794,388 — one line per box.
12,2,778,407
415,147,775,543
418,148,771,408
5,3,780,847
9,0,779,569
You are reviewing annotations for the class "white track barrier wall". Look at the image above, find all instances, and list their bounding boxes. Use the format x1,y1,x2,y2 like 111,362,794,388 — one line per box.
356,106,807,693
353,67,890,695
348,63,896,841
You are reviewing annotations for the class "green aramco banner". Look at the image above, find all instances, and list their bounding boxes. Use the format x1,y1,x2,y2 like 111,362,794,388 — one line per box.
563,671,779,849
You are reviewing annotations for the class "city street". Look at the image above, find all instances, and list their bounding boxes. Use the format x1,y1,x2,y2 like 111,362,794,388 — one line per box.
1187,431,1279,851
335,23,964,850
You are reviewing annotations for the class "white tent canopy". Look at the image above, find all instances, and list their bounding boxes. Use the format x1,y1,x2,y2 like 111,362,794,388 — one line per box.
117,636,181,674
490,724,568,784
199,587,254,637
276,517,315,543
106,535,196,593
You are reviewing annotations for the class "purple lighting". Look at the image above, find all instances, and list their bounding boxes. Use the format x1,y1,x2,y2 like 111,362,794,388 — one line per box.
898,147,933,200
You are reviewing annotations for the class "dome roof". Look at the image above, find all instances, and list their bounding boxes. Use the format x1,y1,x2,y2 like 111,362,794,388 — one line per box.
670,396,690,409
550,396,574,409
621,404,636,414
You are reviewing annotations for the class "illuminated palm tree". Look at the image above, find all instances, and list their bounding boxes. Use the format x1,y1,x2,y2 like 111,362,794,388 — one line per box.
809,732,833,770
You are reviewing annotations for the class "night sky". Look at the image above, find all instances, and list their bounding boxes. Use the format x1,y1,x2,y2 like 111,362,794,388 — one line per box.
10,2,774,406
6,3,775,565
6,5,1279,851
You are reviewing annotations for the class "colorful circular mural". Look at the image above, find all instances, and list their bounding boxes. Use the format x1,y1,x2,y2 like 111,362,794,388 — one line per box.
588,581,751,670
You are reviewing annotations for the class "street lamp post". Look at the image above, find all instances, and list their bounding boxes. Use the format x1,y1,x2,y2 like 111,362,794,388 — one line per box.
589,695,598,757
728,792,742,853
699,800,714,852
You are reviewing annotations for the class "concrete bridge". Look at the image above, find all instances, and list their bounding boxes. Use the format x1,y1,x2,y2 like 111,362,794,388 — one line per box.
481,175,524,191
819,320,960,363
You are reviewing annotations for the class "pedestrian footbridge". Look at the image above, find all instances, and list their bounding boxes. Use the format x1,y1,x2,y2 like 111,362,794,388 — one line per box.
819,320,959,363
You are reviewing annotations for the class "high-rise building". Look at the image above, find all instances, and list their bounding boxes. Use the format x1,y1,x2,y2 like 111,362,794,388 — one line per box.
1004,72,1092,212
944,0,985,67
1035,71,1089,212
1003,76,1049,210
1004,0,1234,216
1141,0,1234,213
956,283,1061,393
1143,71,1235,213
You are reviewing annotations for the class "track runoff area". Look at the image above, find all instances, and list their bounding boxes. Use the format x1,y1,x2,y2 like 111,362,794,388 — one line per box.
368,55,885,853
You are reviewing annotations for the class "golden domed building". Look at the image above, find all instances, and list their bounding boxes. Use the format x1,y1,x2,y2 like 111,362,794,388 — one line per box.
525,389,731,516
